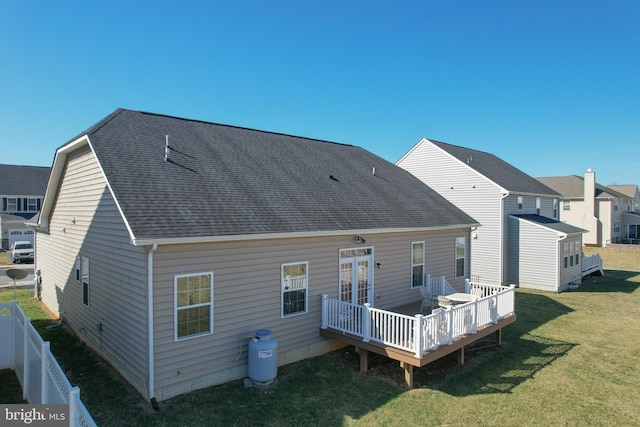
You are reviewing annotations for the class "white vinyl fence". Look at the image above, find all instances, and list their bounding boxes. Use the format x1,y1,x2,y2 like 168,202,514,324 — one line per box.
0,301,96,427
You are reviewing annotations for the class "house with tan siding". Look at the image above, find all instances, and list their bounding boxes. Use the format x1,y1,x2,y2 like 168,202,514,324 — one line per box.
538,170,636,246
30,109,479,402
397,138,585,292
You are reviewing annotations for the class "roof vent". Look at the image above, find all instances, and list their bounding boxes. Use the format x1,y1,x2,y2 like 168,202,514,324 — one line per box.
164,135,170,162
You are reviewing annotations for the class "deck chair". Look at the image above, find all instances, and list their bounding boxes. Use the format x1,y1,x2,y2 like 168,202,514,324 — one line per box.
470,287,483,298
419,286,435,312
437,295,453,309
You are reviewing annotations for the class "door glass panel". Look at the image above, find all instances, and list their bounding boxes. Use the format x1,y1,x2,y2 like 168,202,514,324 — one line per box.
356,260,369,305
340,262,353,302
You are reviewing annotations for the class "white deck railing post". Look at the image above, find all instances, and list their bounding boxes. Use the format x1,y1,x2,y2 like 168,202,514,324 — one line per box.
362,303,371,342
413,314,423,358
446,308,453,345
465,278,471,293
321,294,328,329
472,300,478,333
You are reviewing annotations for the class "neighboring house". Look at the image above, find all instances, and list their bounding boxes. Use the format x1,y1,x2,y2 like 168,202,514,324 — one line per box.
397,139,585,292
30,109,479,401
609,184,640,241
0,164,50,250
538,170,636,246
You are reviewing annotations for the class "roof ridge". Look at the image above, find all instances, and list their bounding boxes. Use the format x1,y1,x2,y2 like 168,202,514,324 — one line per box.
133,109,356,148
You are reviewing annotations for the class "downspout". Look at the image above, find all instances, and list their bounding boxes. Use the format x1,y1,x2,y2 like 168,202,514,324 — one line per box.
499,192,509,285
147,243,159,410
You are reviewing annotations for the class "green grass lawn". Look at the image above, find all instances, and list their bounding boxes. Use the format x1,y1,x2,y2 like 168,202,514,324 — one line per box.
2,248,639,426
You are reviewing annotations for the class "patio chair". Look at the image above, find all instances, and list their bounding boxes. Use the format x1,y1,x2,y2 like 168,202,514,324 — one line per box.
470,287,483,298
437,295,453,309
419,286,435,312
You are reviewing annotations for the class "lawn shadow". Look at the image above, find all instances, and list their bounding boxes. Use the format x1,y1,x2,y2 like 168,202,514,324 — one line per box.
574,270,640,293
415,290,577,396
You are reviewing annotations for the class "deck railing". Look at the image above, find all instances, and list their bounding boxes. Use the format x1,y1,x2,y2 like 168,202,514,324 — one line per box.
0,301,97,427
582,253,604,276
321,284,516,358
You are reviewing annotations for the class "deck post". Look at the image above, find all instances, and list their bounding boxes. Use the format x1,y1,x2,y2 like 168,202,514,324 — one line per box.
465,278,471,293
457,347,465,364
495,328,502,346
413,314,422,358
356,347,368,372
400,362,414,388
363,303,371,342
321,294,328,329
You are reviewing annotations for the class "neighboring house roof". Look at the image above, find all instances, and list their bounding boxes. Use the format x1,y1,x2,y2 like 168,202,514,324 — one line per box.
510,214,586,235
0,164,51,195
608,184,639,199
428,140,560,196
40,109,478,244
537,175,630,200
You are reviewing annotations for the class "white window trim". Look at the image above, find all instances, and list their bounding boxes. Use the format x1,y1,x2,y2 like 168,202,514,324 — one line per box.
411,241,425,288
174,272,214,341
281,261,309,318
517,196,523,210
81,256,90,307
455,237,466,278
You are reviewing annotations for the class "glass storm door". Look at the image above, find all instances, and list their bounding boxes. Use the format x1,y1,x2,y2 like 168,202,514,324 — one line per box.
339,248,373,306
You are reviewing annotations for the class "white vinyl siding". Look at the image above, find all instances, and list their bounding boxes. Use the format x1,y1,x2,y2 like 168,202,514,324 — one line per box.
397,140,502,285
35,146,149,397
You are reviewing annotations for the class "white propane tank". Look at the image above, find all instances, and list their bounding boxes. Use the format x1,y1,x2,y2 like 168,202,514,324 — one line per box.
248,329,278,385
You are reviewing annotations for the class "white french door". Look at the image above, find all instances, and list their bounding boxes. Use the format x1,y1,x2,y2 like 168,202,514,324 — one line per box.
339,248,373,306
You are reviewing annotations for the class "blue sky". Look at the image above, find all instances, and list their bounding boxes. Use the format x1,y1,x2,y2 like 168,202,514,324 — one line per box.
1,1,638,185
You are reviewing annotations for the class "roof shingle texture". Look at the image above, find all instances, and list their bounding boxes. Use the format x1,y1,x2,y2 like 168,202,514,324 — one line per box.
0,164,51,195
537,175,629,199
80,109,477,240
430,140,560,196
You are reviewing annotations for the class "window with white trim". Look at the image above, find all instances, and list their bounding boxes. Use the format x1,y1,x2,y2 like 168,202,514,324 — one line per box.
553,199,558,218
7,198,18,211
81,257,90,307
517,196,523,210
75,256,81,282
411,241,425,288
175,272,213,340
27,198,37,211
281,262,308,317
536,197,541,215
563,200,571,211
455,237,466,278
563,243,570,268
613,221,620,233
574,241,580,265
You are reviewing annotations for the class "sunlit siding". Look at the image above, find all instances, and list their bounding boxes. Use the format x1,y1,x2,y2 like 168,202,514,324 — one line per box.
398,140,503,285
151,227,469,400
507,216,561,291
35,146,149,396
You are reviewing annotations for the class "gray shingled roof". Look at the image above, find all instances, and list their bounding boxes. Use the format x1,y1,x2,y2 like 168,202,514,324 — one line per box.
537,175,630,200
0,164,51,195
430,140,560,196
511,214,585,234
75,109,477,241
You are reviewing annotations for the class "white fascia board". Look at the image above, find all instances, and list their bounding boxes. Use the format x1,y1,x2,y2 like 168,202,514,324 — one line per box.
131,223,479,247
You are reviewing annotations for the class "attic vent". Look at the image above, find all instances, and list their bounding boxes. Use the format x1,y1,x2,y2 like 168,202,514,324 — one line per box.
164,135,170,162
